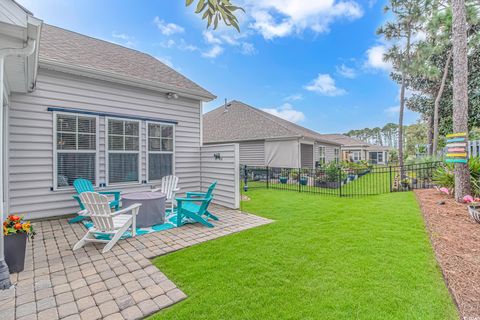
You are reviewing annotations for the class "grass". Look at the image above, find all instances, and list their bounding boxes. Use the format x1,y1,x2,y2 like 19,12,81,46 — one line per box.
150,189,457,320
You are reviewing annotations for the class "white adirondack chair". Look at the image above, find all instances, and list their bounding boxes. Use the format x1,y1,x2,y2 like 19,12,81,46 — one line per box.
152,175,179,214
73,192,141,253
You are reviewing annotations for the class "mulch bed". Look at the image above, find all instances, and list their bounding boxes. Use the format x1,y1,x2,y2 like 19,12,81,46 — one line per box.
415,189,480,319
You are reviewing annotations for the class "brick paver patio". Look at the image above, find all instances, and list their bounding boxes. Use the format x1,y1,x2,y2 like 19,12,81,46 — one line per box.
0,205,272,320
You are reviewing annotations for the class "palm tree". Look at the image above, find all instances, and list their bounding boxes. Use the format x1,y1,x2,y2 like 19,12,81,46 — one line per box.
452,0,471,201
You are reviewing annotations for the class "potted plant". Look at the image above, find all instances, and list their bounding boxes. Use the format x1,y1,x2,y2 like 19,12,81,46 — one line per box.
464,195,480,224
299,168,309,185
3,215,35,273
279,169,289,184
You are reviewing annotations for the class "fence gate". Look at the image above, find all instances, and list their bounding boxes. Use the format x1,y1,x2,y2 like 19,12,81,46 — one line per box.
241,162,441,198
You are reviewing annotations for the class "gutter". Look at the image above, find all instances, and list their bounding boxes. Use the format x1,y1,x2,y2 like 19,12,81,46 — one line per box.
0,39,36,290
40,59,217,102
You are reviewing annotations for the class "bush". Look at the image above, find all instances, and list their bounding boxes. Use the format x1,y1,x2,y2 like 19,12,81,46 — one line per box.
433,157,480,196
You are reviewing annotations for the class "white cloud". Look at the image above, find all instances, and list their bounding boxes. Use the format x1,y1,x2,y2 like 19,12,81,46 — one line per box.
384,106,400,115
153,17,185,35
364,45,392,71
243,0,363,39
160,39,198,51
261,103,305,123
304,73,346,96
336,64,356,79
241,42,257,55
112,31,135,47
202,45,224,58
203,31,223,45
284,94,303,102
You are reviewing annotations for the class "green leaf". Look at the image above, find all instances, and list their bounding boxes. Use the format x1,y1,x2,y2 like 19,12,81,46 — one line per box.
186,0,195,6
195,0,207,13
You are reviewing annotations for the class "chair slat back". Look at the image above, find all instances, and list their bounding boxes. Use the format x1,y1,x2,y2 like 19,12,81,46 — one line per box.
74,179,95,194
204,181,217,199
161,175,179,200
79,192,114,231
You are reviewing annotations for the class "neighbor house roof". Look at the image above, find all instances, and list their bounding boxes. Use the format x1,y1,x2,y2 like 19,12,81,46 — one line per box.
319,134,391,151
203,100,342,145
38,24,215,100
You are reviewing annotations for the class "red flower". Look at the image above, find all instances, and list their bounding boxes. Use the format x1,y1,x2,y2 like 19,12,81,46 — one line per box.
11,215,20,221
14,223,22,230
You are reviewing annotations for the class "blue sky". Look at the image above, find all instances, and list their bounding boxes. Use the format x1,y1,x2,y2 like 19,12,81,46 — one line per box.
18,0,419,133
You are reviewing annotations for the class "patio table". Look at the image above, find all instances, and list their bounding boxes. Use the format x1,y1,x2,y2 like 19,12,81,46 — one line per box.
122,191,166,228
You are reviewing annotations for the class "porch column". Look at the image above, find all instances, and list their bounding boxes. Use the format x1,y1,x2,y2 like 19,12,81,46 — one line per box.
0,57,10,289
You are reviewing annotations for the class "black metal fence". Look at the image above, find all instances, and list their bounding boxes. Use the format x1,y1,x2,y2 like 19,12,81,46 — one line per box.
241,161,441,197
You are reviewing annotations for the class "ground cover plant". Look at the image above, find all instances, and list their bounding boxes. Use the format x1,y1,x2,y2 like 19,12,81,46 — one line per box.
151,189,457,320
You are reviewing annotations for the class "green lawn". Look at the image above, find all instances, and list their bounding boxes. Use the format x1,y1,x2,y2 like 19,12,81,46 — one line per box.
150,189,457,320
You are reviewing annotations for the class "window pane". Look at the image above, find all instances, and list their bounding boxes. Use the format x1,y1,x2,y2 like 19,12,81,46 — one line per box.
109,136,124,150
125,121,139,136
161,125,173,138
149,154,172,181
149,138,161,151
78,134,96,150
78,117,96,133
109,153,138,183
57,153,95,187
125,136,139,151
161,138,173,151
149,124,161,138
108,120,124,135
57,115,76,132
57,133,76,150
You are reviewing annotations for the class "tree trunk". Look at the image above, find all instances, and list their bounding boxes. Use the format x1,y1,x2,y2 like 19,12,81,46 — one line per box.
433,50,452,157
452,0,471,201
427,114,434,156
398,28,412,177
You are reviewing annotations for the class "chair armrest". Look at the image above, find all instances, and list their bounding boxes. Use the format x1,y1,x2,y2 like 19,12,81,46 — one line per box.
176,197,210,203
173,188,180,192
99,191,121,201
78,209,89,216
186,192,206,198
151,188,161,192
112,203,142,216
73,195,86,210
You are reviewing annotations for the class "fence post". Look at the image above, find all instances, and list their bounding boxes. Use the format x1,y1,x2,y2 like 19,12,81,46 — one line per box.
338,167,342,197
298,168,301,193
389,165,392,193
266,166,269,189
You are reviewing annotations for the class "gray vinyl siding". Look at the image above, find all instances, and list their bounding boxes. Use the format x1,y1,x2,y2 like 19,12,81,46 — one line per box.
239,140,265,166
200,144,239,209
314,142,340,164
300,144,313,168
8,68,203,219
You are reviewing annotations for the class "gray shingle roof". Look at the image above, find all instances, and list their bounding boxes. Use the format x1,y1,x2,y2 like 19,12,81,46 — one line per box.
203,100,341,145
39,24,215,99
319,134,391,150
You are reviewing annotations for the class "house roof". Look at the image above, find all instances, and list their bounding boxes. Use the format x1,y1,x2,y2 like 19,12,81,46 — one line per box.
320,134,392,151
203,100,342,145
38,24,215,100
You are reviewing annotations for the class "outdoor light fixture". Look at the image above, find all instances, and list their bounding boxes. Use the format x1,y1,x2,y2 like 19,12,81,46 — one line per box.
166,92,178,99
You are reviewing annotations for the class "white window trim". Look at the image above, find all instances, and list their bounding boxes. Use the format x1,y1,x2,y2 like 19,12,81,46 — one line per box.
52,111,100,190
105,117,142,186
146,120,176,183
318,146,326,164
334,148,340,163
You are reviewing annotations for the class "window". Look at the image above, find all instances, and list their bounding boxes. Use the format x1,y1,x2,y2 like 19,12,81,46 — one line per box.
147,122,174,181
369,152,384,164
350,151,361,162
334,148,340,163
55,114,97,188
107,119,140,184
318,146,326,165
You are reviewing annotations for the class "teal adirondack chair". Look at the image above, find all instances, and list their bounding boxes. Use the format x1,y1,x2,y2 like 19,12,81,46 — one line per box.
69,179,121,224
176,181,218,228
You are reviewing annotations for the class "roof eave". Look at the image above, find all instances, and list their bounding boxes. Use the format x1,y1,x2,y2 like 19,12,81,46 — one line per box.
39,58,217,101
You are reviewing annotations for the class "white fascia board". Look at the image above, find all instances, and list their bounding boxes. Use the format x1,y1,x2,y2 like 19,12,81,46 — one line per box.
39,59,217,102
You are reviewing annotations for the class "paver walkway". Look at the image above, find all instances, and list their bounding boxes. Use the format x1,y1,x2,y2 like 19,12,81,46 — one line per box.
0,205,272,320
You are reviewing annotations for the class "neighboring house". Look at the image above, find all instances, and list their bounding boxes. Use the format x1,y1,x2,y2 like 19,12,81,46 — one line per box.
1,1,240,219
319,134,391,165
203,101,342,168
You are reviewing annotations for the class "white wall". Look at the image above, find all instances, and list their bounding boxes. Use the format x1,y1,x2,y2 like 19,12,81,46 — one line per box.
8,69,203,219
200,143,239,209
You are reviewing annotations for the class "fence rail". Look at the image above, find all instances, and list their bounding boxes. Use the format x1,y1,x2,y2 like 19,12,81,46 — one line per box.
241,162,441,197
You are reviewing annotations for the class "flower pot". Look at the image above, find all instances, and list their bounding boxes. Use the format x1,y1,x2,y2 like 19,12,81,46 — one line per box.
468,205,480,224
4,233,27,273
299,177,308,185
279,177,288,184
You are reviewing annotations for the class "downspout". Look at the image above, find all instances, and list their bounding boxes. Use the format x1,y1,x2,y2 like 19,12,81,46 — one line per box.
0,39,36,290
